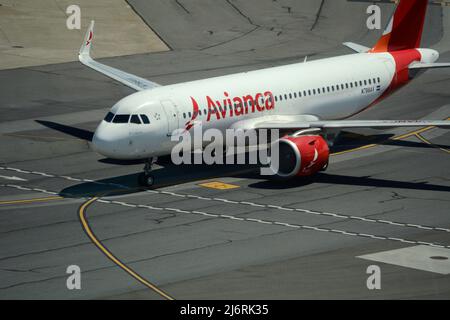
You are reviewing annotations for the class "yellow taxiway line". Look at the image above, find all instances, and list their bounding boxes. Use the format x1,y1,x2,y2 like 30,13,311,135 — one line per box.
78,197,175,300
0,196,63,205
331,120,448,156
415,133,450,154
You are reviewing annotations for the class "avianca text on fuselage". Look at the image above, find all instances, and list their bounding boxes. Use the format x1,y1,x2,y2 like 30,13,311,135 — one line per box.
190,91,275,123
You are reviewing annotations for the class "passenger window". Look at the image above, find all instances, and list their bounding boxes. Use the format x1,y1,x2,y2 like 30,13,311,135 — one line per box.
130,115,141,124
284,94,288,100
359,81,363,86
377,77,381,83
183,113,186,118
368,79,372,85
112,114,130,123
199,110,202,115
140,114,150,124
308,90,311,96
299,91,302,97
279,95,283,101
294,92,297,98
364,80,367,85
104,112,114,123
289,93,292,99
275,96,278,102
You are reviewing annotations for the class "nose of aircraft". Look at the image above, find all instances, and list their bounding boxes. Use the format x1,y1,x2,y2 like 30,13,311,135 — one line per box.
91,122,112,157
91,121,130,159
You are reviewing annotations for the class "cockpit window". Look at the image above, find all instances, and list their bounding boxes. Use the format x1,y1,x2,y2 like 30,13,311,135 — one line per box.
113,114,130,123
104,112,115,123
130,115,141,124
140,114,150,124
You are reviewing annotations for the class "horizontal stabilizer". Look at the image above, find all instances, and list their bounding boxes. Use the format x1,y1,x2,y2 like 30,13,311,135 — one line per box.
343,42,370,53
409,62,450,70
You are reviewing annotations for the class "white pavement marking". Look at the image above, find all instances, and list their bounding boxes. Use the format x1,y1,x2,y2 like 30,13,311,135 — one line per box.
0,175,27,182
1,165,450,234
1,183,450,250
358,245,450,274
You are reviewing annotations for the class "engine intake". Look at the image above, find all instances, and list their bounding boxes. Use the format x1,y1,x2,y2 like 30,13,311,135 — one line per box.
275,135,330,178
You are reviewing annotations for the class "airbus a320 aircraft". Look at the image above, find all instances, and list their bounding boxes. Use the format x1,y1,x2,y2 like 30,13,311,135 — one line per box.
79,0,450,186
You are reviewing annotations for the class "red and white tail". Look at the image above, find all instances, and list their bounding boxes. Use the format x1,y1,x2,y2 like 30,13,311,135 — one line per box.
370,0,428,53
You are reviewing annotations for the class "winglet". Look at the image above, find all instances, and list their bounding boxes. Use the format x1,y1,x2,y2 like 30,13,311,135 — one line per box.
79,21,95,59
343,42,370,53
76,20,160,91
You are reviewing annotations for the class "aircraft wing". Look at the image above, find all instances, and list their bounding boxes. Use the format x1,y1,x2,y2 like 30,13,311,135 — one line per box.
231,115,450,131
78,21,160,91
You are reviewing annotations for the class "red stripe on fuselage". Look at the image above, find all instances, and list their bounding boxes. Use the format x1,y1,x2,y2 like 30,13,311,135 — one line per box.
343,50,421,119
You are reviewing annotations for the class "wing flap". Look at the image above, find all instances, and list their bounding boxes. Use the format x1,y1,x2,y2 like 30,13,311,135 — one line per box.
78,21,160,91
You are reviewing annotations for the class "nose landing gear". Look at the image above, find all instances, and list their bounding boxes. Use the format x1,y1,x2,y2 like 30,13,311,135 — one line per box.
138,157,157,187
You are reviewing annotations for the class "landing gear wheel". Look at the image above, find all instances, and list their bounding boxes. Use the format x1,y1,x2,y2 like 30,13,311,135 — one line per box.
139,157,158,187
139,173,155,187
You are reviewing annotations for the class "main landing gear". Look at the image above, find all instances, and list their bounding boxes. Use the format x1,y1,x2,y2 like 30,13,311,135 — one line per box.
138,157,157,187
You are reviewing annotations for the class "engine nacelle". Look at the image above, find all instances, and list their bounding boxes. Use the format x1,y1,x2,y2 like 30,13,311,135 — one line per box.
275,135,330,178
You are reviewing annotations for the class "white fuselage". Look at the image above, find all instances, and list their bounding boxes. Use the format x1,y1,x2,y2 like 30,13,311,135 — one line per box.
91,52,403,159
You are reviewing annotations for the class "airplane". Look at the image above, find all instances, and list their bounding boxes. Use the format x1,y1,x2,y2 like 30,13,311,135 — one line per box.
79,0,450,187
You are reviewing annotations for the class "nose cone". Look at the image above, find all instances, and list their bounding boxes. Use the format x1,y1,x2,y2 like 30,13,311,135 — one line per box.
92,122,112,157
92,121,130,159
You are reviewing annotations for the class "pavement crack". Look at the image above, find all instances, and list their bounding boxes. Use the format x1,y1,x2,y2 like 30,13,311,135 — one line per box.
310,0,326,31
174,0,190,14
224,0,260,27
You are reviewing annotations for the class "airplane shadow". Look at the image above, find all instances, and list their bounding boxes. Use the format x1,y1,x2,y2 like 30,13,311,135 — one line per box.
35,120,94,141
331,132,450,152
37,121,447,196
248,173,450,192
60,164,450,198
60,163,259,198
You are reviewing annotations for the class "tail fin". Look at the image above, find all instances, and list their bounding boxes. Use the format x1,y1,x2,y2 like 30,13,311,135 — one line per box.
370,0,428,53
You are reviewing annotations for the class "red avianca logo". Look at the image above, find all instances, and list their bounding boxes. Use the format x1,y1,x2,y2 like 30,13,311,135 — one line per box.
185,91,275,130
